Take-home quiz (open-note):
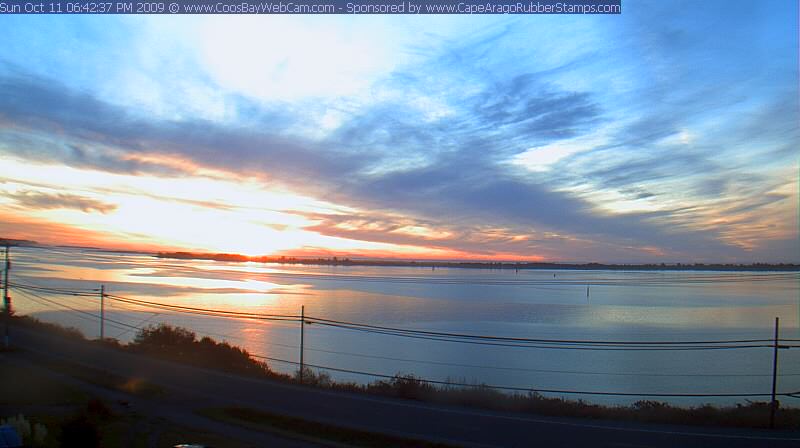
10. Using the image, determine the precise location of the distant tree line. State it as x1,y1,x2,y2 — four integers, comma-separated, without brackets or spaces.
156,252,800,271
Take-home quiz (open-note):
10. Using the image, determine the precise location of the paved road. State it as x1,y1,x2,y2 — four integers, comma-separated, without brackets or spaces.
7,325,800,448
1,354,323,447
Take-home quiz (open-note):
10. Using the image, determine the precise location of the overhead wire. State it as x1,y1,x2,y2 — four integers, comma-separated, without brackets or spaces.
305,321,781,351
303,316,777,345
248,353,800,398
7,274,800,396
13,287,136,333
300,345,800,378
105,293,300,322
10,280,798,349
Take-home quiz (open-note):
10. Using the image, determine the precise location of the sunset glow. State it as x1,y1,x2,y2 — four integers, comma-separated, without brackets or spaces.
1,5,798,262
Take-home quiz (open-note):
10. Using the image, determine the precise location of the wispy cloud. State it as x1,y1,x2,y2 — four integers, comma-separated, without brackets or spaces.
5,190,117,214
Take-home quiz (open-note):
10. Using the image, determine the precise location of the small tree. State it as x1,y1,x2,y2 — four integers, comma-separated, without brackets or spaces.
131,324,196,351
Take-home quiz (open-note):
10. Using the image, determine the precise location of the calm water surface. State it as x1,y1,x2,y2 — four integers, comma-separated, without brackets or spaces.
8,246,800,407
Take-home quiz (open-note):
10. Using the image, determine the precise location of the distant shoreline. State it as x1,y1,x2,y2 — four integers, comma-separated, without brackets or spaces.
156,251,800,272
4,239,798,271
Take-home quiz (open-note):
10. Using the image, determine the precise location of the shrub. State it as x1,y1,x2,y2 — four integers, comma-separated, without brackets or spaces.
131,324,196,351
129,324,273,377
295,367,333,387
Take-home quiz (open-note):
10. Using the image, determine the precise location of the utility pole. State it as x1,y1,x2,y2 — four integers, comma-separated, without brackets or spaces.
3,245,11,349
99,285,105,340
299,305,305,384
769,317,780,429
3,244,10,315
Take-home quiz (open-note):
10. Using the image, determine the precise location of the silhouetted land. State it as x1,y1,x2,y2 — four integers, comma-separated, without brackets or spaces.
2,239,797,271
157,251,800,271
0,238,39,247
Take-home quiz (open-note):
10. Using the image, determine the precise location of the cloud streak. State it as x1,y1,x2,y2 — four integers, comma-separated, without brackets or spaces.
5,190,117,214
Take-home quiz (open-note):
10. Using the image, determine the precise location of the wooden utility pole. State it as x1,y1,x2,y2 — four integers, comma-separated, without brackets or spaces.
100,285,105,340
299,305,305,384
3,245,10,315
769,317,780,429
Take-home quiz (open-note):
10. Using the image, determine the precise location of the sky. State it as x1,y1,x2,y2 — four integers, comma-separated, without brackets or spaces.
0,1,798,263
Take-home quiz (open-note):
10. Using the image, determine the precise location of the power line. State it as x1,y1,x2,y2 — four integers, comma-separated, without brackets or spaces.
13,288,136,333
17,288,795,377
11,280,798,349
105,293,300,322
300,345,800,378
10,281,99,296
91,320,792,379
16,289,103,324
110,310,162,339
94,297,301,349
305,316,777,345
248,353,800,398
11,283,800,397
308,321,780,351
14,286,800,399
7,248,800,403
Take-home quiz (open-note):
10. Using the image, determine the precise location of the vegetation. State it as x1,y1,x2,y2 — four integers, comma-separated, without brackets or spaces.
129,323,281,379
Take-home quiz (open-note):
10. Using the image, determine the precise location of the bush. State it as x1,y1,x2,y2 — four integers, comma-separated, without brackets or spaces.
132,324,196,351
368,374,436,400
295,367,333,387
129,324,272,377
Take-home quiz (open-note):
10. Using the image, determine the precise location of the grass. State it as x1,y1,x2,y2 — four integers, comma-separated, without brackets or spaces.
0,366,244,448
33,356,166,398
0,360,203,447
200,407,459,448
0,362,89,405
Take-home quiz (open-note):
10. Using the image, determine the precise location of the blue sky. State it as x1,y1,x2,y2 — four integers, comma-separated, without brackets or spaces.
0,1,797,262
